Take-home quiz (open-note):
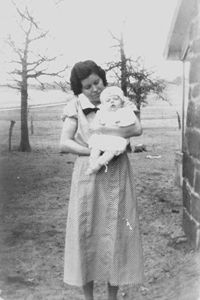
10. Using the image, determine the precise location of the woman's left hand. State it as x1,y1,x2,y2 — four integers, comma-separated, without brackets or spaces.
89,119,103,133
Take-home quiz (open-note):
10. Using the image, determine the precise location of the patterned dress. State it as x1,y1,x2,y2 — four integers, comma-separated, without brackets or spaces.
63,94,144,287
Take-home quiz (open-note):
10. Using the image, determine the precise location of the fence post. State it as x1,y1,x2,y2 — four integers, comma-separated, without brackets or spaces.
9,120,16,151
30,115,34,135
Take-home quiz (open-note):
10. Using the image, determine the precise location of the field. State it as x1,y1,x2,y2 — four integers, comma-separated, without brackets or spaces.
0,85,200,300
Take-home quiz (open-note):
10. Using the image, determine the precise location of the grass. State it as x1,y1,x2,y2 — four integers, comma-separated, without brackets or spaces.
0,91,199,300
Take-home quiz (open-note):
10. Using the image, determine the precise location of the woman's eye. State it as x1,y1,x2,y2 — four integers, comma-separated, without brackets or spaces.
94,80,99,85
84,85,91,90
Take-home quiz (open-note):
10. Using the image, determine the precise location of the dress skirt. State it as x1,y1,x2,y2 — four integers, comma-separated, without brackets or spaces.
64,152,144,287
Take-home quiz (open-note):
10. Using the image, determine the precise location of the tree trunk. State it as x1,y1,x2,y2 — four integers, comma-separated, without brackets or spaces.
120,34,128,97
19,82,31,152
136,110,141,120
135,97,141,120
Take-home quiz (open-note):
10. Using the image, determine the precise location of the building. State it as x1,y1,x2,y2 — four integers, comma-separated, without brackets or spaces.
164,0,200,249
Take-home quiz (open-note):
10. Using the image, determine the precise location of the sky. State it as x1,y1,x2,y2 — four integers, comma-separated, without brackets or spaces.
0,0,182,84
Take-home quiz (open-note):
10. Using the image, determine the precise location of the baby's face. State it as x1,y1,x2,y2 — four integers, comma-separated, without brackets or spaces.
102,95,123,111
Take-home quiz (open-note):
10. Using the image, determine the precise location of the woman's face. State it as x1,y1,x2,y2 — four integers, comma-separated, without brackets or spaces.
81,73,105,105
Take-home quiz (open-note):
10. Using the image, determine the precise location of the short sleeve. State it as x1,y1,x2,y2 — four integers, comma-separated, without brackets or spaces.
61,99,78,121
123,97,138,112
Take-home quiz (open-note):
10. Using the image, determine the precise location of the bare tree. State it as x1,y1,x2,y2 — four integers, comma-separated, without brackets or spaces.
107,32,128,96
6,4,67,151
105,32,167,118
125,58,167,112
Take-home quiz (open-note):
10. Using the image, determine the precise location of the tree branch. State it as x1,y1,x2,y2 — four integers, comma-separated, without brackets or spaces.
54,80,70,92
35,77,45,90
9,59,22,64
108,30,120,43
27,69,64,79
6,76,21,90
26,56,56,72
6,36,23,60
13,3,38,29
6,84,20,90
105,61,122,72
7,3,69,92
54,0,64,5
27,55,56,66
25,7,39,29
9,69,22,76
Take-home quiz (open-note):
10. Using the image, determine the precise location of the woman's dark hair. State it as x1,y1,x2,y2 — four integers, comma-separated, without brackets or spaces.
70,60,107,95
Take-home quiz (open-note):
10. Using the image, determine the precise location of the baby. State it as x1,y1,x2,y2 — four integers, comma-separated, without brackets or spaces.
86,86,137,175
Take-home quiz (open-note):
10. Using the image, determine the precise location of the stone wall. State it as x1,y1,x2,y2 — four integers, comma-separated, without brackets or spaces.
182,0,200,249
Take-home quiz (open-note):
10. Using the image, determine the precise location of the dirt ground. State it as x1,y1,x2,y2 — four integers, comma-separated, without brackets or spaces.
0,104,200,300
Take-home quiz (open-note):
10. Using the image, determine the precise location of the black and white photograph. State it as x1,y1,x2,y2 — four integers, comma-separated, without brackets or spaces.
0,0,200,299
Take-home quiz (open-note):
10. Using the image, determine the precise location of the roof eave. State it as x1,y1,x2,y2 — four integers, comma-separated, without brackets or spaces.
164,0,196,61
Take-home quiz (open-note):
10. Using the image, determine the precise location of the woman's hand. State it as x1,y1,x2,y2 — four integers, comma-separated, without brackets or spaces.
89,119,103,133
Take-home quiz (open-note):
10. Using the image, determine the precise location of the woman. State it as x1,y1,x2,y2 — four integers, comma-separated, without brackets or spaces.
60,60,144,300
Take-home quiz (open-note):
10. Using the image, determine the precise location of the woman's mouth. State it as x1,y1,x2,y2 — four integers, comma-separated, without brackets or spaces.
92,93,100,99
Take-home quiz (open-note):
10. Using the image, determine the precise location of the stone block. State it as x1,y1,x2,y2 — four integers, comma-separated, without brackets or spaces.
196,160,200,171
186,101,195,127
183,151,195,186
186,128,200,159
187,99,200,129
189,19,199,42
194,103,200,129
191,192,200,223
194,170,200,194
189,57,200,83
191,83,200,98
192,38,200,54
183,209,200,249
182,179,191,212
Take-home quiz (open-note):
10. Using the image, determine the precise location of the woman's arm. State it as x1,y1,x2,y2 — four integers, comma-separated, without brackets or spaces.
91,115,142,138
59,117,90,155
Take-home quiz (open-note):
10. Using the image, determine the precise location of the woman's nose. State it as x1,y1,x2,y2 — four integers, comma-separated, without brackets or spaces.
92,85,98,92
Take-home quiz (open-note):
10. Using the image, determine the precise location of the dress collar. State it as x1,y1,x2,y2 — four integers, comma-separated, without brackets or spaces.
78,93,99,109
